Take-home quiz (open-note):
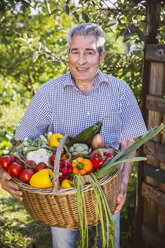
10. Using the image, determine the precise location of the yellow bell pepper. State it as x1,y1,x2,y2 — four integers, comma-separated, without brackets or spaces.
49,133,63,147
29,168,54,188
61,179,74,189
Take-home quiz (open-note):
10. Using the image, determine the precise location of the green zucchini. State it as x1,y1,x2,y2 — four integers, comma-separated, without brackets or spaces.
67,119,103,148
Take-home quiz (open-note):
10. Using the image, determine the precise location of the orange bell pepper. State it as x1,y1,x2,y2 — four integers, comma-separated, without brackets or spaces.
72,157,93,176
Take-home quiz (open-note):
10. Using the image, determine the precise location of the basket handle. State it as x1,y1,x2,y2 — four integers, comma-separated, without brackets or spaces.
52,135,69,195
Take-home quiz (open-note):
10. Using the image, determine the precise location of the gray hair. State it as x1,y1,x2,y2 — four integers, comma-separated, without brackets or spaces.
67,23,105,54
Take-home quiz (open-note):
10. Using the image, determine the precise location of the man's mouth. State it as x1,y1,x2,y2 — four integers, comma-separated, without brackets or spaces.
77,67,88,71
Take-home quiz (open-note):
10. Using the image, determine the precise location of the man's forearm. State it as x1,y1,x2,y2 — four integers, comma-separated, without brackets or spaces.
114,138,137,213
120,139,136,188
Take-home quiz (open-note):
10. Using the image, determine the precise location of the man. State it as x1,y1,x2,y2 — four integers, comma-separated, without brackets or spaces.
0,23,147,248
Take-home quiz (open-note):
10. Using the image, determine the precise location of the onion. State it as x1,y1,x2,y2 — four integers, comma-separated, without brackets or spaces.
91,134,104,149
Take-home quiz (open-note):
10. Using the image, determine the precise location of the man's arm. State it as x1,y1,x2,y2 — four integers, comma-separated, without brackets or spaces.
114,138,136,214
0,140,23,201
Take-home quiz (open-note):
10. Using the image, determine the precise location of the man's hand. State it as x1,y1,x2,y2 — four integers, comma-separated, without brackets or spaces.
114,138,136,214
0,169,23,201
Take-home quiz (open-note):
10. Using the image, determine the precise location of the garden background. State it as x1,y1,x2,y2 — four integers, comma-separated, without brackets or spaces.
0,0,164,247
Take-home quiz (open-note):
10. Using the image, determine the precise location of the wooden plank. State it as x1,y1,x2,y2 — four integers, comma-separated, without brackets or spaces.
146,94,165,113
144,163,165,183
149,62,165,97
142,182,165,207
146,44,165,62
158,114,165,235
144,61,164,247
143,140,165,161
135,1,161,247
142,223,165,248
145,1,160,45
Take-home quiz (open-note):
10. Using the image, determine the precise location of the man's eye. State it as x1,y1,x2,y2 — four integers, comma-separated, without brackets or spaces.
71,51,78,55
86,51,94,55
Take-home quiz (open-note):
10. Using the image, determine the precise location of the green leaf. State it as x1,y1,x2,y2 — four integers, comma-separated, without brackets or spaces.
33,52,39,62
65,4,70,15
15,38,27,44
31,37,40,45
23,33,28,40
82,11,89,22
96,157,147,179
20,46,28,53
135,27,145,41
72,11,79,22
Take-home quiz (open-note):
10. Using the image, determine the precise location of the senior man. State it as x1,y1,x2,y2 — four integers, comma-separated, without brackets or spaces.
0,23,147,248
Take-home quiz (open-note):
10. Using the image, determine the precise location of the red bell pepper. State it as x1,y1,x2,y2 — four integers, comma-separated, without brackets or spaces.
92,148,113,171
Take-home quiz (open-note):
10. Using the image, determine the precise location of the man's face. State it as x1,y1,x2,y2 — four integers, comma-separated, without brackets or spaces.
67,35,106,85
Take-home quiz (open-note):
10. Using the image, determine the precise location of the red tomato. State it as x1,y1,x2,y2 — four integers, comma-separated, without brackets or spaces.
49,154,56,166
35,162,48,172
19,169,34,183
0,155,13,170
26,160,36,168
14,154,25,164
8,162,23,177
61,166,69,176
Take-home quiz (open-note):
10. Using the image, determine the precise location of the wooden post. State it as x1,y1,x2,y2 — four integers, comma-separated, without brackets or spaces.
134,0,161,247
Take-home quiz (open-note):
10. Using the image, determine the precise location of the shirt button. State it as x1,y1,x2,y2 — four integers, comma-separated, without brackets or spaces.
87,112,90,116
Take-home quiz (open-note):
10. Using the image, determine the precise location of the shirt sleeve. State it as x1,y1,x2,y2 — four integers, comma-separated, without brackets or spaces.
15,89,52,140
119,83,147,142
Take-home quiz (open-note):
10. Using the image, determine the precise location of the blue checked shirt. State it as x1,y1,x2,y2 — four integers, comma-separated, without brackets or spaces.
15,70,147,149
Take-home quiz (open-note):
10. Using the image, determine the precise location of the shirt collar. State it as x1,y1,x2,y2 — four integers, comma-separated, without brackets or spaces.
63,72,75,88
63,70,109,89
94,70,109,87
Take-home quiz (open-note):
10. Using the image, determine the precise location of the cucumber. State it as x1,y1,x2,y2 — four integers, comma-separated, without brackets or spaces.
67,119,103,148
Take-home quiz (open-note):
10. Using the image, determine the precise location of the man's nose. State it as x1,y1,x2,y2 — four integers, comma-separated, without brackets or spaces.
78,53,86,64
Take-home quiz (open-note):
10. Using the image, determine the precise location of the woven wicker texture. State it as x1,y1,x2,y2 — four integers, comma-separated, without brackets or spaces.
12,136,122,230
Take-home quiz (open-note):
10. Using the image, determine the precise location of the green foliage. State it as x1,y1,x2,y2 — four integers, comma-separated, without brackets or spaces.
0,187,52,248
0,100,30,156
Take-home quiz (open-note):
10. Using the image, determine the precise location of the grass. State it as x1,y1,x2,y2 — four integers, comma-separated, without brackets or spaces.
0,187,52,248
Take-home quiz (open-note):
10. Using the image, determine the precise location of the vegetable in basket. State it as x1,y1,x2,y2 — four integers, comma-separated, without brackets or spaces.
66,120,103,148
29,168,54,188
8,162,23,178
26,148,52,166
35,162,48,172
72,157,93,176
91,133,104,149
16,132,56,155
61,179,74,188
19,169,34,183
69,143,91,157
92,148,114,171
49,133,63,147
0,155,12,170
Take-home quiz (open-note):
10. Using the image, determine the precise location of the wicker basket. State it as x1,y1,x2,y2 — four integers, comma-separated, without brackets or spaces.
12,136,122,230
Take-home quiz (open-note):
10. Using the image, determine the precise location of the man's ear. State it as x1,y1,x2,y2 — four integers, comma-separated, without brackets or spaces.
99,50,106,66
67,49,69,56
